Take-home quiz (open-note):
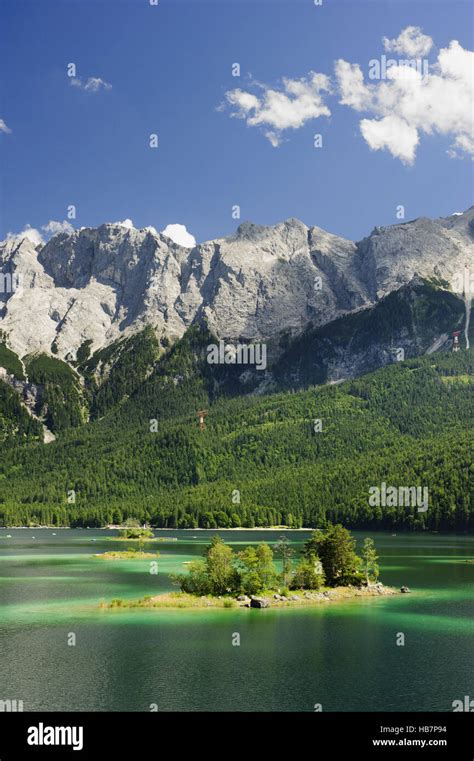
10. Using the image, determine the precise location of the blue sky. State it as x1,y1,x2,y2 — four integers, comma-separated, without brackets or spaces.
0,0,473,245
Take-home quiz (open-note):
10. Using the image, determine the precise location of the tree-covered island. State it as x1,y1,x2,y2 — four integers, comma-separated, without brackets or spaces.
103,526,397,609
95,518,160,559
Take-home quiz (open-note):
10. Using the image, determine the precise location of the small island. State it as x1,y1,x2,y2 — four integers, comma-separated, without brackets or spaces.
97,549,160,560
102,525,398,609
95,521,160,560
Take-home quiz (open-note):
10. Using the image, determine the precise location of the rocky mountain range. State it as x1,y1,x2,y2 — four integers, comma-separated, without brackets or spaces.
1,207,473,362
0,208,473,532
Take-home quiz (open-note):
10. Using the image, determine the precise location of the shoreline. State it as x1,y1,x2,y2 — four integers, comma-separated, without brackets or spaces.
2,527,470,536
94,550,160,559
104,526,314,532
0,525,314,532
101,584,399,611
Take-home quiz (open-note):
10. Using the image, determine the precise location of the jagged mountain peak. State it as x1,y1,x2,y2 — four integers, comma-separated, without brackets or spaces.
0,208,472,361
232,216,308,242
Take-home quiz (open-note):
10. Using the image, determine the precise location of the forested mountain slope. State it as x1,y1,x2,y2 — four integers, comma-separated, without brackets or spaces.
0,341,472,532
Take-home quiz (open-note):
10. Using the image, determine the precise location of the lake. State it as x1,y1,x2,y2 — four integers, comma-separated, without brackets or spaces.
0,529,472,712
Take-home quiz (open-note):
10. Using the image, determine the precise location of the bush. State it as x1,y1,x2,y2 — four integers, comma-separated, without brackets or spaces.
304,525,360,586
119,527,154,539
174,559,212,596
236,544,277,594
205,536,239,594
290,558,325,590
339,571,365,587
174,536,278,597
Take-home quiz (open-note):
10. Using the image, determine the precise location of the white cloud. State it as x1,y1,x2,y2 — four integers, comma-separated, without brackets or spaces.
222,72,331,146
335,33,474,164
161,224,196,247
41,220,75,236
386,64,424,82
447,133,474,159
70,76,112,93
0,119,11,134
383,26,433,57
221,27,473,163
7,224,44,246
112,218,134,229
335,60,371,111
360,115,419,163
6,220,76,246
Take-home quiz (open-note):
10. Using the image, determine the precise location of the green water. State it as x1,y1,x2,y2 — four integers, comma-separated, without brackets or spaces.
0,529,472,711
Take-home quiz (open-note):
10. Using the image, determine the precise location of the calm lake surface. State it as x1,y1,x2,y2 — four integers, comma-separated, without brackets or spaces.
0,529,472,712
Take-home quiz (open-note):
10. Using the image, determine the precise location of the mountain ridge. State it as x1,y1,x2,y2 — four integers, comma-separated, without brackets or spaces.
1,207,473,361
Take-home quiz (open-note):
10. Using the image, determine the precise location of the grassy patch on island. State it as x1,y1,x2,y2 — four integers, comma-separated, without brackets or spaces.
102,585,396,610
95,549,159,560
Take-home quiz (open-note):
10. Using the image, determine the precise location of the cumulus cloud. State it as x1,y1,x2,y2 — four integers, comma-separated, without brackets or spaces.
335,60,371,111
70,76,112,93
360,115,419,163
383,26,433,57
221,27,472,163
0,119,11,134
112,218,134,229
6,220,76,246
448,133,474,159
335,33,474,164
41,220,75,236
161,224,196,247
6,224,44,246
222,72,331,146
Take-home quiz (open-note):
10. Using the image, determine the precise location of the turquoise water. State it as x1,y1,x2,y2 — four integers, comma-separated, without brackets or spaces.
0,529,472,711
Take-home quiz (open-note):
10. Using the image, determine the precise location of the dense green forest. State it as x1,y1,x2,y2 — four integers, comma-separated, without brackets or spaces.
78,327,162,419
0,379,43,441
0,340,25,379
24,353,87,432
0,321,472,531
